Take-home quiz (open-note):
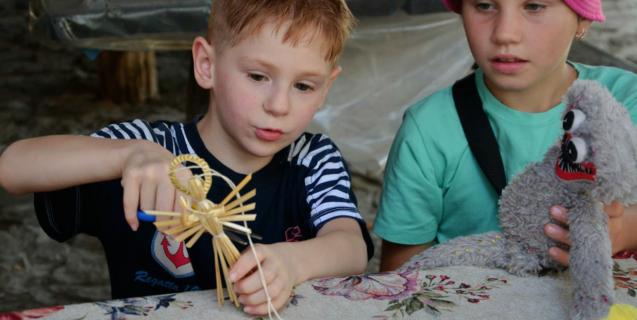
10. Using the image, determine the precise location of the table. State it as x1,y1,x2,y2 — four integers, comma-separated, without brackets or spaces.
3,251,636,320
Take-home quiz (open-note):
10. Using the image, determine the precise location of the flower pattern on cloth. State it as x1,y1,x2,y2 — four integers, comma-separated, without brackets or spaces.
613,250,637,298
374,275,507,319
0,306,64,320
312,270,419,301
95,294,193,319
614,250,637,262
313,270,507,319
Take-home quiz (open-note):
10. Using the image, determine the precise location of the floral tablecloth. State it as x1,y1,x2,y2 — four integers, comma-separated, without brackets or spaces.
3,252,637,320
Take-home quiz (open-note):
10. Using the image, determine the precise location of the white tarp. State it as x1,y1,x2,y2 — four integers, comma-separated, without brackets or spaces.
316,13,472,179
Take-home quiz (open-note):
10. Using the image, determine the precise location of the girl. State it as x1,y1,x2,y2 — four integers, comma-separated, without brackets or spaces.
374,0,637,271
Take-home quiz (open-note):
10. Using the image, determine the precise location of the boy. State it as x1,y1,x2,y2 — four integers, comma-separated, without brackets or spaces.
0,0,373,315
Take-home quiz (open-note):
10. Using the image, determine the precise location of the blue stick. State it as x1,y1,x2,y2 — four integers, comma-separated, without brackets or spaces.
137,209,157,223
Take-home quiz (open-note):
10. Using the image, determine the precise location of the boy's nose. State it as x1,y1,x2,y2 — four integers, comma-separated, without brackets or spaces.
263,86,291,117
492,9,523,45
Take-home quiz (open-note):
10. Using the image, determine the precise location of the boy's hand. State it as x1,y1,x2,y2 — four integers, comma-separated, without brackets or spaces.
544,201,626,266
121,142,189,231
230,243,297,315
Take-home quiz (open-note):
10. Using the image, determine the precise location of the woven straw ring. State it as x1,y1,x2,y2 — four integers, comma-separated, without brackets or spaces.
169,154,213,197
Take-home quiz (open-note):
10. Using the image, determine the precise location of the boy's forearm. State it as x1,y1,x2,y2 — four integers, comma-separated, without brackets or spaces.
277,218,367,284
0,135,147,195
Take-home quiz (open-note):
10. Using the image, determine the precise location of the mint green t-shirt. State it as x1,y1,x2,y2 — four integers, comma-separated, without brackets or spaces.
373,63,637,245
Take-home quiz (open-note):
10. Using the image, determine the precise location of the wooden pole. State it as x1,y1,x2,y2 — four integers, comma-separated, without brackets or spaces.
97,51,159,104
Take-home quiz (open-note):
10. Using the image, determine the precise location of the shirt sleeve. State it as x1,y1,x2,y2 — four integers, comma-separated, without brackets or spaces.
299,134,374,259
299,135,361,228
34,180,122,242
34,119,168,242
613,70,637,122
373,110,443,245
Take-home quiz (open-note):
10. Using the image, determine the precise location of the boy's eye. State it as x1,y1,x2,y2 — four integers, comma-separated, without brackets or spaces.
248,73,267,82
294,82,314,92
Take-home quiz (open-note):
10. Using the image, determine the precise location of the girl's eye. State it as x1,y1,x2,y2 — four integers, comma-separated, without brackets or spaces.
294,83,314,92
524,3,546,12
248,73,267,82
475,2,495,11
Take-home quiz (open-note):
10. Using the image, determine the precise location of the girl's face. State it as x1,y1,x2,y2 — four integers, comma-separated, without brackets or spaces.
462,0,589,96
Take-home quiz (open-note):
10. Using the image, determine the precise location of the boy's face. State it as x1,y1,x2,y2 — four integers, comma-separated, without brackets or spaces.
196,22,341,170
461,0,584,94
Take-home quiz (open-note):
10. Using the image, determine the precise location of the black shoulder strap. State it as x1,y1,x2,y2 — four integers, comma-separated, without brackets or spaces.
452,73,507,196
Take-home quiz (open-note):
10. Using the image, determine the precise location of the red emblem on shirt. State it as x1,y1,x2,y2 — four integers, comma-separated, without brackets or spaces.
161,236,190,268
285,226,303,242
151,231,194,277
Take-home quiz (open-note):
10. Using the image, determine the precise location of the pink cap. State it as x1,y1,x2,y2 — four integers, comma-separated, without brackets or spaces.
441,0,605,22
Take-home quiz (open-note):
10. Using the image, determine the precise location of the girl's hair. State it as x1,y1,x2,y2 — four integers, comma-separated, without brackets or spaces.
441,0,605,22
207,0,356,64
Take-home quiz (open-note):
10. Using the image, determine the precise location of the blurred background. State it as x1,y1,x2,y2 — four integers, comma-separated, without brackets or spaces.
1,0,636,312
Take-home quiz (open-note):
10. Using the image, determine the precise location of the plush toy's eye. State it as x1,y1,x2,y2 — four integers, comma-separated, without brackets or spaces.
562,109,586,131
565,137,588,163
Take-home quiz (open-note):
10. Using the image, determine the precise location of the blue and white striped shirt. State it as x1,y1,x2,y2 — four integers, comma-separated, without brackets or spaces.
92,119,367,232
37,119,372,298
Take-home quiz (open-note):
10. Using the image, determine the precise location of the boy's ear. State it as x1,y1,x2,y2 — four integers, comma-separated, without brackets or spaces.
192,36,216,90
326,65,343,89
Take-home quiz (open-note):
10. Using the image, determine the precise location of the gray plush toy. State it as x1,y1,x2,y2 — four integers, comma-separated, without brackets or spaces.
400,80,637,320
